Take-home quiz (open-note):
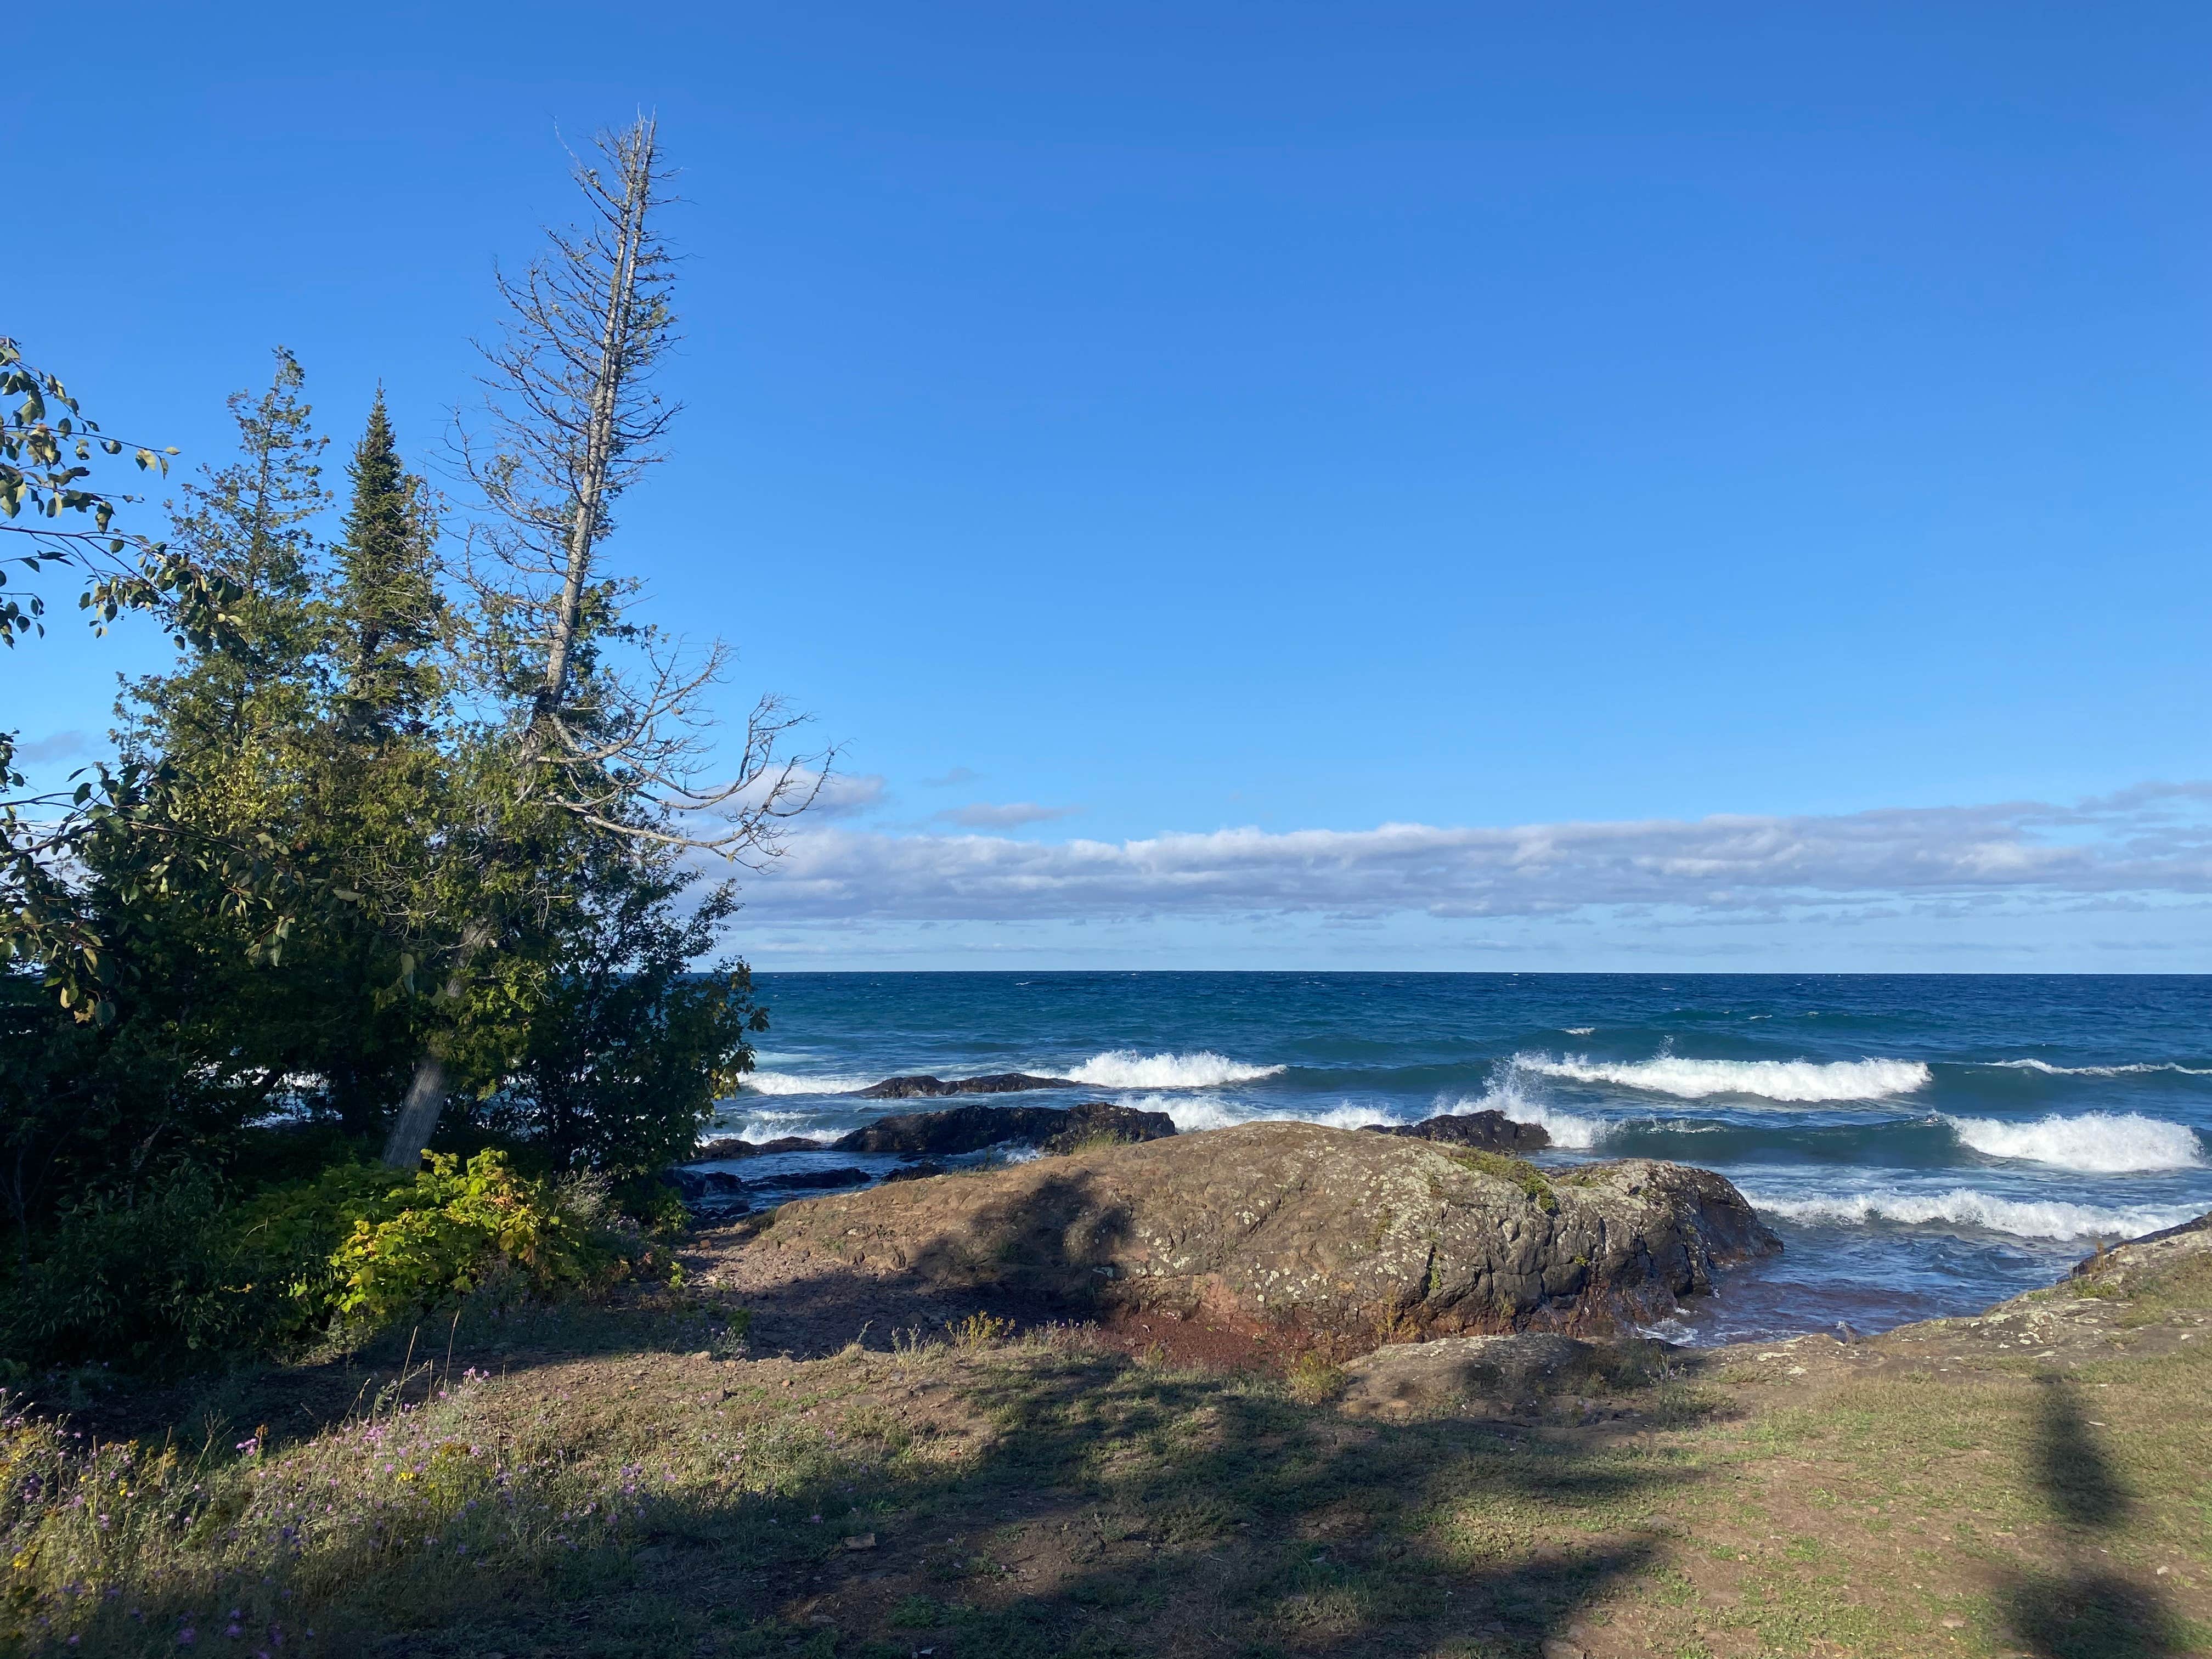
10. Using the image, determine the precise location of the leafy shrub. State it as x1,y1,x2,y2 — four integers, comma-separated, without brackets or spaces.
0,1151,659,1374
329,1151,636,1327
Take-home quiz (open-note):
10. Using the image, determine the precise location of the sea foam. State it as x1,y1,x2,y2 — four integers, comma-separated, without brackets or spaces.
1121,1094,1410,1134
705,1108,839,1146
1988,1059,2212,1078
1743,1186,2200,1242
1944,1111,2203,1172
1436,1081,1605,1149
740,1070,882,1097
1519,1052,1930,1103
1071,1049,1286,1090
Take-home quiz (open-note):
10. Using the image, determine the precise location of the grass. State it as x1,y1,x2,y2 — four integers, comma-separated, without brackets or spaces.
4,1243,2211,1657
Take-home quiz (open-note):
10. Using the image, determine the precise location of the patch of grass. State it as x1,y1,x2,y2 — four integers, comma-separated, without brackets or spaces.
1445,1150,1559,1212
7,1233,2212,1657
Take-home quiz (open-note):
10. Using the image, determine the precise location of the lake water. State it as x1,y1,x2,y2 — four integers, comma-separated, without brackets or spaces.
712,973,2212,1345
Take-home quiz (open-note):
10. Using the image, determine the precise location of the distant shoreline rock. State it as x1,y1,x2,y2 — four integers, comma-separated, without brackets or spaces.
1364,1109,1550,1153
832,1100,1176,1157
853,1072,1079,1099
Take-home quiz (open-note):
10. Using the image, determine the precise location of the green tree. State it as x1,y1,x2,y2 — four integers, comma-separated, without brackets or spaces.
331,388,442,737
381,116,823,1167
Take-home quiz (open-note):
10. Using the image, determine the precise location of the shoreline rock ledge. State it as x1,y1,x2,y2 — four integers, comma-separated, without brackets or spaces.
761,1120,1778,1348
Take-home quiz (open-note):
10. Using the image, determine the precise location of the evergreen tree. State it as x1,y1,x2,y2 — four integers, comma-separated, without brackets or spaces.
332,390,441,737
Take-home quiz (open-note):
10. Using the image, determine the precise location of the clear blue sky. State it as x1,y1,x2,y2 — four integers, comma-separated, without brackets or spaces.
12,3,2211,968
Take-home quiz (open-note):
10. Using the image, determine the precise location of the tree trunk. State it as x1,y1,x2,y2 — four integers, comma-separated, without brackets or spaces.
380,1051,449,1169
384,124,661,1164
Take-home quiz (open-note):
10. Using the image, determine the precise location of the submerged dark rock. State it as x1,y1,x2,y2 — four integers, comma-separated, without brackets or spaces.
695,1135,823,1161
854,1072,1079,1099
879,1160,949,1183
1365,1109,1550,1153
833,1101,1176,1157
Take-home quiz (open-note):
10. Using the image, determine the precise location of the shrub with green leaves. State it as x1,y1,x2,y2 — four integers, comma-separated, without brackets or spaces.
328,1150,634,1327
0,1151,656,1374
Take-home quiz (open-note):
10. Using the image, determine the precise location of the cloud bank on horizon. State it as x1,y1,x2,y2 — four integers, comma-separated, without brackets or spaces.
738,781,2212,928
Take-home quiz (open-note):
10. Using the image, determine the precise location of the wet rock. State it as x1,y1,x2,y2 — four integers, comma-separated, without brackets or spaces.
694,1135,824,1160
766,1167,873,1192
1366,1109,1550,1153
765,1121,1778,1347
832,1101,1176,1156
854,1072,1079,1099
879,1160,949,1183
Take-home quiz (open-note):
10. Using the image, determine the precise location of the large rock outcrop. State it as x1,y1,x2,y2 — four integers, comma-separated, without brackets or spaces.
763,1120,1776,1347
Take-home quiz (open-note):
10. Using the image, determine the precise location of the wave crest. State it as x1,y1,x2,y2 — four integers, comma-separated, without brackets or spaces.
1436,1081,1603,1149
1944,1111,2203,1172
1072,1049,1285,1090
1518,1052,1930,1103
1988,1059,2212,1078
1743,1186,2199,1242
740,1070,881,1097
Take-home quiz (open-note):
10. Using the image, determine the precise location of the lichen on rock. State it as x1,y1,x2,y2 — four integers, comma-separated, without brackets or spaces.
764,1120,1778,1350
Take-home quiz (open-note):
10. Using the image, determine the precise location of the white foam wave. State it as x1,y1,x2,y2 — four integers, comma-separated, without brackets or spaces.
740,1070,881,1096
706,1109,839,1145
1744,1186,2201,1242
1070,1049,1285,1090
1563,1027,1595,1036
1519,1052,1930,1103
1435,1081,1604,1149
1988,1059,2212,1078
1103,1093,1411,1133
1943,1112,2203,1172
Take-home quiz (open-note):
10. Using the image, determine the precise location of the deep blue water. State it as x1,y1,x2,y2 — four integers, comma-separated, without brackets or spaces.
708,973,2212,1345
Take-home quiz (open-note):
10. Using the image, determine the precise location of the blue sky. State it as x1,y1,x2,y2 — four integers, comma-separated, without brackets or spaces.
11,3,2211,969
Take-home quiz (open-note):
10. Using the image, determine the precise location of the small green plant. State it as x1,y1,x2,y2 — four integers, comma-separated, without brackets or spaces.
1448,1150,1559,1212
1287,1350,1346,1405
947,1311,1017,1350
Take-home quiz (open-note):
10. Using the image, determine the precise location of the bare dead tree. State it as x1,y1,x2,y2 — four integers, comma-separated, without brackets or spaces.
381,117,827,1167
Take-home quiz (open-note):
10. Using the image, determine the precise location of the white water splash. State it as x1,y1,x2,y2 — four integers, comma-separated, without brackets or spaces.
1987,1059,2212,1078
739,1070,882,1097
1519,1052,1931,1103
1943,1111,2203,1172
1744,1186,2200,1242
1069,1049,1285,1090
1435,1080,1604,1149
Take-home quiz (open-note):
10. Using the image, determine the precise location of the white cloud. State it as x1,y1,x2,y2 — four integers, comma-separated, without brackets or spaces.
12,730,90,765
935,800,1085,829
720,768,888,821
743,783,2212,925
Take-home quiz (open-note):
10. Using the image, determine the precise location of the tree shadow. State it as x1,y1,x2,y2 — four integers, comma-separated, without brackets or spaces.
1996,1375,2185,1659
27,1215,1714,1658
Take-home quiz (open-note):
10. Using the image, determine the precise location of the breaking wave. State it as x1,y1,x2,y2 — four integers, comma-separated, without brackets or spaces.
1517,1052,1930,1103
1073,1049,1286,1090
1435,1081,1605,1149
1987,1059,2212,1078
1743,1186,2200,1242
740,1070,882,1097
1128,1094,1412,1134
1944,1111,2203,1172
703,1108,839,1146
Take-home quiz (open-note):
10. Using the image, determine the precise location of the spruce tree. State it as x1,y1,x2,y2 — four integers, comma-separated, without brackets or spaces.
332,390,441,737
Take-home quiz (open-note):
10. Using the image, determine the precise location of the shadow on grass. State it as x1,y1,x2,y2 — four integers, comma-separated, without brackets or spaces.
21,1260,1714,1658
1997,1375,2184,1659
